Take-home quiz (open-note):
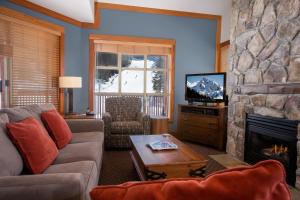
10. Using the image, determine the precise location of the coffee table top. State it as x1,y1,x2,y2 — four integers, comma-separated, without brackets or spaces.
130,134,207,167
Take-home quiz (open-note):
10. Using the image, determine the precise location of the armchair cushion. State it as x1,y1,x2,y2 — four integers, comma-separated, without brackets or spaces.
137,112,151,134
111,121,143,135
106,97,141,121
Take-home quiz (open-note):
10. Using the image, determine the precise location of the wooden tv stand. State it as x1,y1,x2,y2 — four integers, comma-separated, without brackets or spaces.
177,104,227,150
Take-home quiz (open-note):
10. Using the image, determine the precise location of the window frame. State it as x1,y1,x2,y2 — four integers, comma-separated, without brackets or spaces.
95,53,170,114
89,34,175,122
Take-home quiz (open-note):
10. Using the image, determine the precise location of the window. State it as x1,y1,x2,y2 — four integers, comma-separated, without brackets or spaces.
90,35,175,120
0,7,64,111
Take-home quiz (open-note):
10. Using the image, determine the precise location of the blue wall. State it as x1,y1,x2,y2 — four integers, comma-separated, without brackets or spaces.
0,0,217,129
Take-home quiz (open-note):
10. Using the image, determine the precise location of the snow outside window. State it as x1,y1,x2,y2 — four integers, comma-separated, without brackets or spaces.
94,52,170,117
95,53,168,95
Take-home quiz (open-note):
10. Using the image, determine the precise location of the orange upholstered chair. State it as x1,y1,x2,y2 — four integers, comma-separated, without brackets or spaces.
90,160,291,200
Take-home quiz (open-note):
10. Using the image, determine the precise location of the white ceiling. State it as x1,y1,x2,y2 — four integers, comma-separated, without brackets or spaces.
27,0,231,41
27,0,95,22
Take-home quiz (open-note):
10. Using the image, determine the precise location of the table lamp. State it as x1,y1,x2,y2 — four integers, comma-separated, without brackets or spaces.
59,76,82,115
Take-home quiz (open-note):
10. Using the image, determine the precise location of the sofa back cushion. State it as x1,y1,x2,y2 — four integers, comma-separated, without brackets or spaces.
0,104,56,129
0,113,23,176
0,104,56,121
90,160,291,200
0,107,33,122
105,97,142,121
22,104,56,123
6,117,58,174
41,109,72,149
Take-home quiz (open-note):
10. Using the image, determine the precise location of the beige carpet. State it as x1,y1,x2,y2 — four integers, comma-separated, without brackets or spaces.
99,142,225,185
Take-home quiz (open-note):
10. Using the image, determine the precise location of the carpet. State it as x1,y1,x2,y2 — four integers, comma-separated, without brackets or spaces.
99,142,225,185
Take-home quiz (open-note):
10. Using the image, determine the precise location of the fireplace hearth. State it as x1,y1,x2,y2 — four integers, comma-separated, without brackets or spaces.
245,114,298,186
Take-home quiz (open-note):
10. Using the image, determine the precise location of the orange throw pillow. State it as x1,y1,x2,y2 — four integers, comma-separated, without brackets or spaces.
41,110,72,149
90,160,291,200
6,117,58,174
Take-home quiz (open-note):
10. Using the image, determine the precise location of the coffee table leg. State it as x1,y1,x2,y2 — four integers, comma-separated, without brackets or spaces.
146,169,167,180
189,166,206,177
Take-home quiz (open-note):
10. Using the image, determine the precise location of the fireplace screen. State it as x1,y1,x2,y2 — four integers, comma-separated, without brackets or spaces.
245,114,298,186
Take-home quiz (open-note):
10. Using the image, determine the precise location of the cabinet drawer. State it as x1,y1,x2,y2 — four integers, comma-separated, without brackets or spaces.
181,114,218,129
182,127,217,145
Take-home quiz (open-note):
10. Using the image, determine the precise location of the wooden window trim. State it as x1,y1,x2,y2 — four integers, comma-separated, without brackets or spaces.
0,6,64,34
89,34,175,122
0,6,65,113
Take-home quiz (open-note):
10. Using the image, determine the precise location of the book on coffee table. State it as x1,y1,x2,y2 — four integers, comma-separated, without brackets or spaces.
148,140,178,150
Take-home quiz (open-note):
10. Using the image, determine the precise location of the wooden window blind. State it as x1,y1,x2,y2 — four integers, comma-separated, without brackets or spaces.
94,41,172,55
0,16,60,109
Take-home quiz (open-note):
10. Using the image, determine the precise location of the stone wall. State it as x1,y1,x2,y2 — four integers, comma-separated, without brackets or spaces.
227,0,300,189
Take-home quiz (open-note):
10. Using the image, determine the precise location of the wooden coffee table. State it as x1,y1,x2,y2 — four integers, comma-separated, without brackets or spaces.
129,134,208,181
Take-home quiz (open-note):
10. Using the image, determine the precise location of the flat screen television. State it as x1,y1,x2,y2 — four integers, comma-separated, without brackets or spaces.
185,72,226,103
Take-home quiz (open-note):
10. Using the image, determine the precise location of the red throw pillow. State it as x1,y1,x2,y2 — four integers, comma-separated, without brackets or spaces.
6,117,58,174
90,160,291,200
41,110,72,149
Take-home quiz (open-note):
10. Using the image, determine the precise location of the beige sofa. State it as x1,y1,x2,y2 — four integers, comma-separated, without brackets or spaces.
0,104,104,200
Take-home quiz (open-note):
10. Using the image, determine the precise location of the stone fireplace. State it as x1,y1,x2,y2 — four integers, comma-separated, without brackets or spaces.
227,0,300,189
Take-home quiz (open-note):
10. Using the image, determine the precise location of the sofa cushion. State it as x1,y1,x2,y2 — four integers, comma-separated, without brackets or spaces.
111,121,142,135
41,110,72,149
44,161,98,199
90,160,291,200
0,107,33,122
66,119,104,133
0,113,23,176
38,103,56,111
23,104,56,125
0,104,56,130
6,117,58,174
71,132,104,144
54,142,102,170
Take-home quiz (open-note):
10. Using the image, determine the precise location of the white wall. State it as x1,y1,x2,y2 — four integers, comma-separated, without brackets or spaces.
98,0,232,42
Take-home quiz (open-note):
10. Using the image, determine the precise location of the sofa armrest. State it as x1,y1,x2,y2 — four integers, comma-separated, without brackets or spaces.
0,173,85,200
137,112,150,134
102,112,112,136
65,119,103,133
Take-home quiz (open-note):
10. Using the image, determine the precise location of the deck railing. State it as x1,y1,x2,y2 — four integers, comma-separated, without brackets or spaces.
94,94,169,118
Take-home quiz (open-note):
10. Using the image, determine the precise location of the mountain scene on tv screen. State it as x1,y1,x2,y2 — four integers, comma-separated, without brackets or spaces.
187,75,224,101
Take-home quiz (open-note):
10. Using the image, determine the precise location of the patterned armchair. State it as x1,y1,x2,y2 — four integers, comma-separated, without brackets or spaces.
102,97,150,149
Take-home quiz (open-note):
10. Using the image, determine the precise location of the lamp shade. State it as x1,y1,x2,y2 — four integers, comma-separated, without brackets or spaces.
59,76,82,88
